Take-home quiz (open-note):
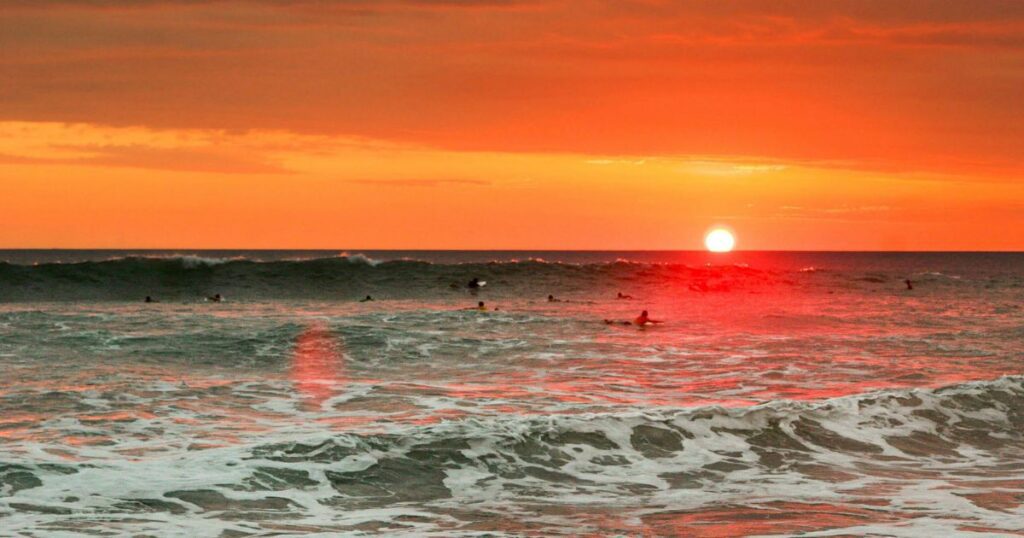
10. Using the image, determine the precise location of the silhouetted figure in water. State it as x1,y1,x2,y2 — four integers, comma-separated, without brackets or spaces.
633,310,662,325
360,295,374,302
463,301,487,311
468,278,483,289
548,294,561,302
617,292,633,300
207,293,223,302
144,296,158,303
605,310,662,326
905,279,914,291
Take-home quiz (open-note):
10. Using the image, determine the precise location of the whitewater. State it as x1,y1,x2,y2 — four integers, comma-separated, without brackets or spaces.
0,250,1022,536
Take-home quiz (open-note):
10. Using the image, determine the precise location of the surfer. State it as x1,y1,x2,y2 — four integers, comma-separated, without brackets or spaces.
617,292,633,300
463,301,487,311
144,296,158,303
207,293,223,302
604,310,662,326
905,279,914,290
634,310,661,325
360,295,374,302
468,277,483,289
548,294,561,302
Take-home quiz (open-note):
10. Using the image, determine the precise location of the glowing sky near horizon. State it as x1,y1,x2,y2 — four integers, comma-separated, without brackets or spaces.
1,1,1022,250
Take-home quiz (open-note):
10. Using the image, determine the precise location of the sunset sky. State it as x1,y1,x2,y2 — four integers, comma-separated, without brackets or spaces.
2,0,1022,250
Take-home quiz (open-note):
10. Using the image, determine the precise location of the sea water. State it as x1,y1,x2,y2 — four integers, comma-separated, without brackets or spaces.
0,251,1022,535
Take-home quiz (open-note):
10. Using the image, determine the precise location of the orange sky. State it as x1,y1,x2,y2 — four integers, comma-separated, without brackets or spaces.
1,0,1022,250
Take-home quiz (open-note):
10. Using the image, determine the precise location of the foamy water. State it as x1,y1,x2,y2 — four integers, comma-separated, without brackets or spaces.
1,251,1022,535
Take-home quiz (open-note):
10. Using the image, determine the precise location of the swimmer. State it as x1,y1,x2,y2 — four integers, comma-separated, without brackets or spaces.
360,295,374,302
548,294,561,302
617,292,634,300
604,310,662,326
905,279,914,291
207,293,223,302
464,301,487,311
144,296,158,303
633,310,662,326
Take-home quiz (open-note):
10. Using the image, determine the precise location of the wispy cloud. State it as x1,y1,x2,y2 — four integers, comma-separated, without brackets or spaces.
684,160,789,177
0,145,289,174
585,158,647,166
349,178,490,187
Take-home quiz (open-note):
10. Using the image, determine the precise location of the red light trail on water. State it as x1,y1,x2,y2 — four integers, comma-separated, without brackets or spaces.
290,321,347,410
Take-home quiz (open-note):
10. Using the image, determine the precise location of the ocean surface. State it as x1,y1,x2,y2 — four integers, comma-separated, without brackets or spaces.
0,250,1022,536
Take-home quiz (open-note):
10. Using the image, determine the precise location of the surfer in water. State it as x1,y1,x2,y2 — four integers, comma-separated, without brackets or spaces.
548,294,561,302
360,295,374,302
905,279,914,290
468,278,483,289
144,296,158,303
207,293,223,302
463,301,488,311
617,292,633,300
605,310,662,327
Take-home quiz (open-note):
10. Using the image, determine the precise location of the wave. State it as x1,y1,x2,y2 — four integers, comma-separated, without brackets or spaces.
268,373,1024,459
2,375,1022,535
0,254,993,301
0,255,758,300
239,375,1024,509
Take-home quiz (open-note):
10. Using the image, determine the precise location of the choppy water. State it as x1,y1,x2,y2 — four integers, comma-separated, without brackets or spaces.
1,251,1022,536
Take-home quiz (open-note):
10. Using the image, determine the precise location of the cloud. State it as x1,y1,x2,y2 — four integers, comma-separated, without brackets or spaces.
585,158,646,166
0,122,307,173
349,178,490,187
0,145,289,174
779,205,893,215
1,0,1023,179
683,160,789,177
0,0,538,10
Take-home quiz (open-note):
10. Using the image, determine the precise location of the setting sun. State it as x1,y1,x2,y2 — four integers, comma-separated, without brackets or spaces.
705,229,736,253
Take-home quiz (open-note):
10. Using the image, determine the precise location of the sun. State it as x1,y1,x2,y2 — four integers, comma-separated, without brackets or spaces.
705,228,735,253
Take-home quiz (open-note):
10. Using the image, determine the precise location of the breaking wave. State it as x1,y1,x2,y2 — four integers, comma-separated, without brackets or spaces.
0,254,999,301
3,376,1023,535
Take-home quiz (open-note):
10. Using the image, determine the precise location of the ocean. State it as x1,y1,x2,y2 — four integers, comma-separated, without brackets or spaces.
0,250,1022,536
